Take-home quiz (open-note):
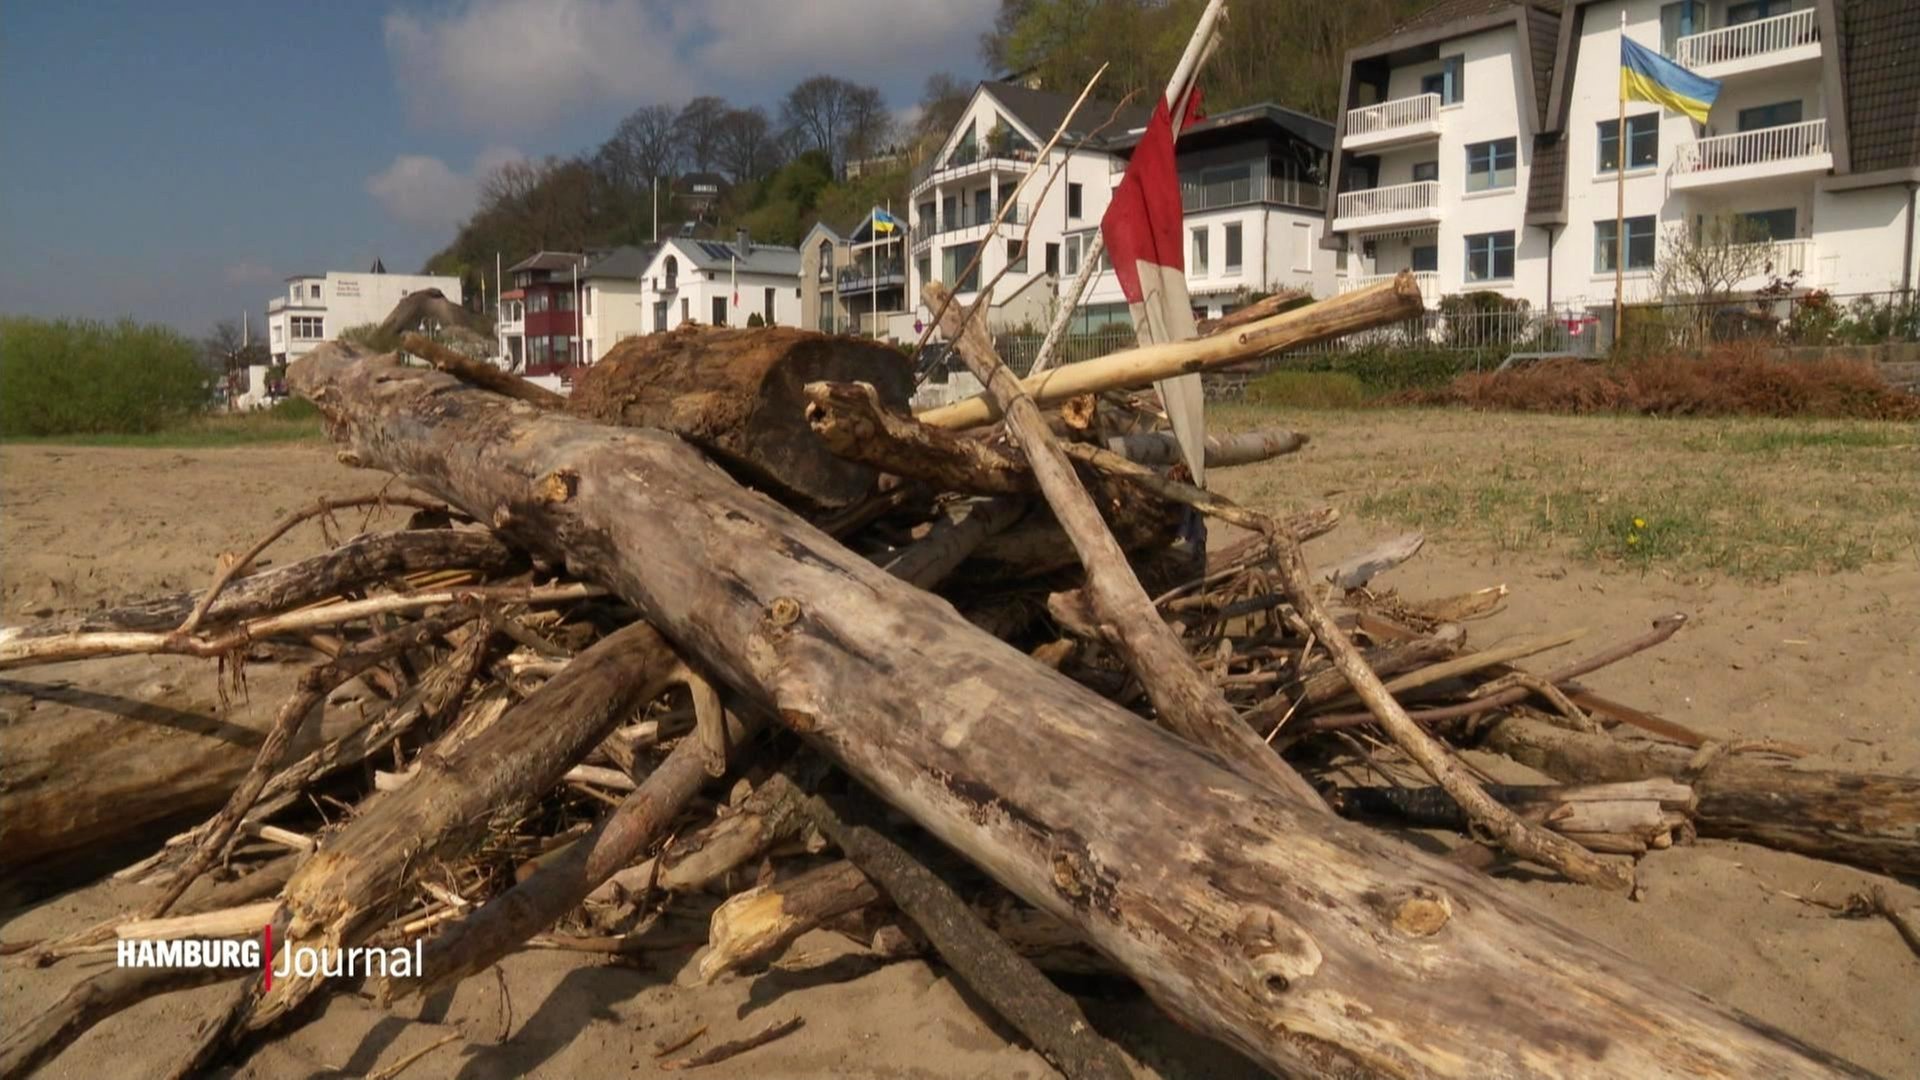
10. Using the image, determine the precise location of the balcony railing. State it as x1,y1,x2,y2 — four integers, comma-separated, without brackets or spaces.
913,135,1040,184
1674,8,1819,68
1674,119,1828,176
1733,237,1815,279
1341,271,1440,302
1180,173,1327,213
928,202,1031,237
838,261,907,293
1345,93,1441,138
1336,180,1440,220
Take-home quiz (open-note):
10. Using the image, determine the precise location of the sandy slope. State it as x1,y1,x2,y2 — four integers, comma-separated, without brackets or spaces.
2,441,1915,1078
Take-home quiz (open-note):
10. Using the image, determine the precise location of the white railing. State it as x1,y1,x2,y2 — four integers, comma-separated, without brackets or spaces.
1734,237,1814,277
1674,119,1828,175
1341,271,1440,300
1346,93,1441,137
1336,180,1440,219
1674,8,1819,68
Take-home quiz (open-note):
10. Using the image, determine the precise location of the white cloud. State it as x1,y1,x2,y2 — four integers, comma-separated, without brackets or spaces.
222,260,277,286
383,0,998,136
365,146,524,228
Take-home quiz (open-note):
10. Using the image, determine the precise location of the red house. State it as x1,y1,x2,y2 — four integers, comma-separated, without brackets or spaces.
500,251,587,376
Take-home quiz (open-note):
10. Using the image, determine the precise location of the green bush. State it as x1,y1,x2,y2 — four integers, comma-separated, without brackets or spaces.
1274,347,1474,392
0,317,209,436
1245,370,1371,409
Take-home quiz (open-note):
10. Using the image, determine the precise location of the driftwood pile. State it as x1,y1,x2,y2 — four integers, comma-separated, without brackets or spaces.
3,276,1916,1079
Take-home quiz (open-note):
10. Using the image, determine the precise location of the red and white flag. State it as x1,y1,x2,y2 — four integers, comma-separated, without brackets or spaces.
1101,93,1208,486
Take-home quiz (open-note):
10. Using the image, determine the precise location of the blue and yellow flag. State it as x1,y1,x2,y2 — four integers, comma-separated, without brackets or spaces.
871,208,902,235
1621,37,1720,124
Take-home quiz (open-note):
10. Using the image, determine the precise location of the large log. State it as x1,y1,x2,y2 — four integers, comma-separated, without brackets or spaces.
290,344,1866,1078
569,325,913,509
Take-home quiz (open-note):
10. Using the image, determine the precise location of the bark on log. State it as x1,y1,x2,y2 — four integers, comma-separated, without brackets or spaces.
401,333,566,408
569,325,914,509
0,529,519,641
290,344,1868,1078
1335,780,1696,857
1479,715,1920,879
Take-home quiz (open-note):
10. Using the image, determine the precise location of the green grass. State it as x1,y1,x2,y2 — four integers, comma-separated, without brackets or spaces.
2,407,324,448
1211,405,1920,581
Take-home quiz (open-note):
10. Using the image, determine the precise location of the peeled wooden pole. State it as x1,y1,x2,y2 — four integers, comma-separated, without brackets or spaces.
288,345,1866,1079
916,273,1424,428
928,283,1324,809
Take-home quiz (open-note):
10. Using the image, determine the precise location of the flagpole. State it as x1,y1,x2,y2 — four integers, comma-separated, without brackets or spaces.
1614,9,1627,350
871,207,879,338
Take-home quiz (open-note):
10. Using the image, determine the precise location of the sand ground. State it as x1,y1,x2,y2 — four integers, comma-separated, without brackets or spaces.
2,432,1916,1078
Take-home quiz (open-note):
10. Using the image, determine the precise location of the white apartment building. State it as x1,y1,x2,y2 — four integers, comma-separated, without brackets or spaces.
1326,0,1920,315
634,230,802,334
577,245,658,363
903,82,1340,341
266,264,462,364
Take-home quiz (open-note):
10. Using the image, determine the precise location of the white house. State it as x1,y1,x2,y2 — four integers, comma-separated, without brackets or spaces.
1325,0,1920,314
635,230,802,334
903,82,1340,341
801,212,910,337
577,245,659,362
266,263,462,364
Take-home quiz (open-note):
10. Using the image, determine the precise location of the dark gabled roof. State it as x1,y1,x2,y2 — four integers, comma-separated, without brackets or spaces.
982,80,1154,143
507,251,586,273
1836,0,1920,172
581,245,660,280
1104,102,1335,154
1391,0,1560,36
667,237,801,276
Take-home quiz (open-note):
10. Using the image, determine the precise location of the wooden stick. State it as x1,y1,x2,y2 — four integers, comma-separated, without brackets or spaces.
401,332,566,408
798,781,1133,1080
697,859,881,982
1106,427,1308,468
928,282,1323,809
175,493,449,637
917,274,1425,428
116,901,280,941
0,581,601,670
657,1016,804,1071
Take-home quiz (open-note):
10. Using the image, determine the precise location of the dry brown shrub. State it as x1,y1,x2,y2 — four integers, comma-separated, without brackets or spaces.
1387,345,1920,420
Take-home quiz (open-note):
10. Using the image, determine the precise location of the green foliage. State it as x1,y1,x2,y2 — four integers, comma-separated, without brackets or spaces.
0,317,209,436
747,312,767,327
338,323,400,352
1245,370,1371,408
1274,347,1474,392
1785,291,1920,346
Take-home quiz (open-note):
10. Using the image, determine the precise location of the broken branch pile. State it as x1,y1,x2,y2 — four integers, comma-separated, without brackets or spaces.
2,276,1909,1079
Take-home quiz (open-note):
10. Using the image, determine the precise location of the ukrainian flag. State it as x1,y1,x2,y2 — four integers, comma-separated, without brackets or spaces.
871,208,902,235
1621,37,1720,125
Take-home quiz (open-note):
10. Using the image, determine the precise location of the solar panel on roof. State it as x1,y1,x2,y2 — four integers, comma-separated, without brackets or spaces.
698,242,735,261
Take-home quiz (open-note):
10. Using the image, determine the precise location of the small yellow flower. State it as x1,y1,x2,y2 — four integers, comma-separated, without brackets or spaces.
1627,534,1640,545
1632,517,1646,529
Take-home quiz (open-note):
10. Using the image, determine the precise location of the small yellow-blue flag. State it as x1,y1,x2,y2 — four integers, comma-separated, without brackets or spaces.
871,208,902,235
1621,37,1720,125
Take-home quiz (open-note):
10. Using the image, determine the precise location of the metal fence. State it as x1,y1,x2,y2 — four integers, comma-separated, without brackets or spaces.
1619,289,1920,353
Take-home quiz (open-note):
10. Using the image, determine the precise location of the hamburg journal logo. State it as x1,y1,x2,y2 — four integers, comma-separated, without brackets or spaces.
117,925,423,989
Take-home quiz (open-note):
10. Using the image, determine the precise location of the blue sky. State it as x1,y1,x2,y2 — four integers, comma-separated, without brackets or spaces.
0,0,994,336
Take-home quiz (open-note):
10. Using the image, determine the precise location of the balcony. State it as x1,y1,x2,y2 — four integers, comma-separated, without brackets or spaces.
838,261,907,294
1180,172,1327,213
1341,270,1439,306
1333,180,1442,232
911,134,1039,194
1674,9,1820,79
1672,119,1831,189
1343,93,1442,152
927,202,1031,238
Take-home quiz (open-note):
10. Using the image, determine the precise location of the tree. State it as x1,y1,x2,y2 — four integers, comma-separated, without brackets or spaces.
916,73,973,143
1653,214,1778,302
844,83,893,163
781,76,888,172
674,96,731,175
714,106,781,183
597,104,680,196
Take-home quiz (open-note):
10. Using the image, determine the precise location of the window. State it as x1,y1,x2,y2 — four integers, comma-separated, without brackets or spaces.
1067,183,1084,219
584,288,593,316
764,287,776,323
585,338,594,362
1191,227,1210,275
555,336,571,364
917,202,935,230
1660,1,1705,54
1007,239,1028,274
290,316,324,340
943,242,981,292
272,324,282,342
1045,243,1059,276
1739,101,1803,131
1595,216,1657,272
917,255,932,287
1740,208,1798,240
557,290,575,311
1224,223,1243,272
663,255,679,289
531,336,551,365
309,284,321,300
1464,231,1515,282
1598,114,1659,172
654,300,669,332
1728,0,1790,24
1197,164,1252,207
1412,160,1439,183
1420,54,1465,104
941,195,958,229
1465,138,1517,192
712,296,727,325
1064,234,1082,276
1411,244,1439,273
973,188,991,224
528,292,549,314
681,297,690,321
1292,222,1314,271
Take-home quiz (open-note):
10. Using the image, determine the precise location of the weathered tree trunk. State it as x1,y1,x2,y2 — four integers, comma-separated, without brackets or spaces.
569,325,914,509
697,858,882,982
1479,715,1920,878
1106,428,1308,469
289,345,1869,1078
1335,780,1696,857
